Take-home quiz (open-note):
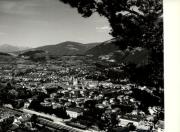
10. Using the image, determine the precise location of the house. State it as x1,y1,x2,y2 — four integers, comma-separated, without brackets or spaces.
118,117,140,127
137,120,152,131
66,107,83,118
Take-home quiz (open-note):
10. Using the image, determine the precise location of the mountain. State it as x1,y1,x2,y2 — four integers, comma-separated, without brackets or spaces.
0,44,29,53
85,39,150,66
34,41,100,57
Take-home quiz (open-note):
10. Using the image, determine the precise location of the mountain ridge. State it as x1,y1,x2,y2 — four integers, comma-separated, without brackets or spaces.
13,39,150,66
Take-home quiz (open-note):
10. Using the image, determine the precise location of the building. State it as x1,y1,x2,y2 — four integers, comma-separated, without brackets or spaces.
66,107,83,118
118,117,140,127
137,120,152,131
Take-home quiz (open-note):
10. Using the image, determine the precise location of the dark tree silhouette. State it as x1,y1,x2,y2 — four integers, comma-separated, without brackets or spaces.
59,0,163,88
31,114,38,124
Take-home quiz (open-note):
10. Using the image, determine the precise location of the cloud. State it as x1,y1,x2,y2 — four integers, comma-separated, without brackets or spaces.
0,0,46,16
96,26,111,32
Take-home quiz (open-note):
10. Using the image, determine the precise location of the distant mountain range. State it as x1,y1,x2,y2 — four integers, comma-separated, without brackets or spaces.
4,40,149,66
0,44,29,53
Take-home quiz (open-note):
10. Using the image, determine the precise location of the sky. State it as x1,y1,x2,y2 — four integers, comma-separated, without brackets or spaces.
0,0,112,48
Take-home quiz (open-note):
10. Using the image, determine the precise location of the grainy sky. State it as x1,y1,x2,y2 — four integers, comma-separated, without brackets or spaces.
0,0,112,48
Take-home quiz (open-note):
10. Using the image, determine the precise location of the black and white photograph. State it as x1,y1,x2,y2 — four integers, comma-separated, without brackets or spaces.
0,0,171,131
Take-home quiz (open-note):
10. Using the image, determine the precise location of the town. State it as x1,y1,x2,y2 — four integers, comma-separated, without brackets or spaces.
0,55,164,132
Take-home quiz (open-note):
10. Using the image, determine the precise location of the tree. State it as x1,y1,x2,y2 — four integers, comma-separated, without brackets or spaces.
84,100,97,109
6,82,13,90
127,122,136,131
1,116,14,131
60,0,162,47
59,0,163,88
31,114,38,123
8,89,18,99
101,112,119,131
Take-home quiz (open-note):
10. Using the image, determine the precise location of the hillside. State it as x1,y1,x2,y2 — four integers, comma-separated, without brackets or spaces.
16,39,150,65
19,50,48,62
0,52,15,62
85,39,150,66
19,50,46,57
0,52,11,56
111,48,149,65
86,39,120,57
34,41,100,57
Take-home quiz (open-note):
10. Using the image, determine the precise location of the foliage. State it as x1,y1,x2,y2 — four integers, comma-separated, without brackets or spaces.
130,88,161,113
0,82,33,108
84,100,97,109
0,116,14,131
60,0,162,48
101,112,119,131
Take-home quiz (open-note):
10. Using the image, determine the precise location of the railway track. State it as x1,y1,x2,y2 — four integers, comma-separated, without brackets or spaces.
1,107,88,132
